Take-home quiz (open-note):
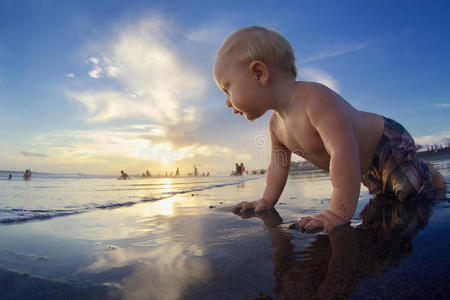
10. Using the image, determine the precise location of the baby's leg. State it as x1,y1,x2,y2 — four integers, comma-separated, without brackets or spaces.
424,161,447,189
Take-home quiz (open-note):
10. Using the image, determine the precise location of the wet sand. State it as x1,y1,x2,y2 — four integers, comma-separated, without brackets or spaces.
0,168,449,299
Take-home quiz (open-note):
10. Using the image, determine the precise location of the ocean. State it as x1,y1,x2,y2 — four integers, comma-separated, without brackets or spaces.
0,172,262,224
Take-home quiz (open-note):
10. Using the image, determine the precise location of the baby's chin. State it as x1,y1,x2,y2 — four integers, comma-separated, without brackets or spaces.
244,113,255,122
244,111,263,122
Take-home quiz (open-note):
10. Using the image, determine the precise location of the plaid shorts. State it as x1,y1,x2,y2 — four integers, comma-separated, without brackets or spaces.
361,117,433,201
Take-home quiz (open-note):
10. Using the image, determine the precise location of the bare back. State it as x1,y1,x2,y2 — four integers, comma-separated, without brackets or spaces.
270,82,384,174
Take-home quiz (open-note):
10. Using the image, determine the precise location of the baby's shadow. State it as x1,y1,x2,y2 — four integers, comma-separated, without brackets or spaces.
236,195,438,300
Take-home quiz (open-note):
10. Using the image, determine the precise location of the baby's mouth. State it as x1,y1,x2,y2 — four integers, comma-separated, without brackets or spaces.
233,108,243,115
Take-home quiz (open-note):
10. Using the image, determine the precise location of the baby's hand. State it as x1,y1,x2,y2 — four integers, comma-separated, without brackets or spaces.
292,210,348,233
233,198,273,214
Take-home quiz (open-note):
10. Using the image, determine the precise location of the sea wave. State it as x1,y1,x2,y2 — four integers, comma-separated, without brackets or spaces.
0,176,261,224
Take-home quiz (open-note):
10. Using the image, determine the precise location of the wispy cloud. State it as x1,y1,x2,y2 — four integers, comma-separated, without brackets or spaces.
65,73,75,78
20,151,48,158
434,103,450,108
185,27,227,45
299,67,339,92
300,42,371,64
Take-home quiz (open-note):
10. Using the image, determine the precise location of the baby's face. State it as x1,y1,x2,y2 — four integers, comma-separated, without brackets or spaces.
213,53,266,121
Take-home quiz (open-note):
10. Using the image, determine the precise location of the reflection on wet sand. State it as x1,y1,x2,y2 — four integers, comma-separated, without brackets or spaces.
238,194,439,300
80,195,213,300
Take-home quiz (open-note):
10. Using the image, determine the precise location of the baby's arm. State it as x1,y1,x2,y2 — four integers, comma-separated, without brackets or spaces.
298,86,361,232
234,125,291,213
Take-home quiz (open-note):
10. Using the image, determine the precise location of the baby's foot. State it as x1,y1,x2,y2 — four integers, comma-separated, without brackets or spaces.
294,210,348,233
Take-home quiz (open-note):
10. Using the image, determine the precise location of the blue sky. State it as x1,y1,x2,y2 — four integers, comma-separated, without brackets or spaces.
0,0,449,175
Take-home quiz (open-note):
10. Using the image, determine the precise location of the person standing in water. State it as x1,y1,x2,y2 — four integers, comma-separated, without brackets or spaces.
23,169,31,181
119,170,129,180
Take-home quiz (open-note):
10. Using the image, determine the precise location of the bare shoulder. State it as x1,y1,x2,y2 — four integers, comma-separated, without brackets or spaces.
298,82,350,123
268,111,281,132
299,82,340,106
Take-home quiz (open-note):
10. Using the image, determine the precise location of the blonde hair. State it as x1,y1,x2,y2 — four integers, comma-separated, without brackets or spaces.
218,26,297,77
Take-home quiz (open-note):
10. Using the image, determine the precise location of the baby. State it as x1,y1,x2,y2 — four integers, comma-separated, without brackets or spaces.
213,26,446,233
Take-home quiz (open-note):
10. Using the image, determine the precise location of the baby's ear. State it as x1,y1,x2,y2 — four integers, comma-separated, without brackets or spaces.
249,60,269,85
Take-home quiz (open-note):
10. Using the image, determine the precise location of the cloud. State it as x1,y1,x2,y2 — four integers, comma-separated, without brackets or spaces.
414,131,449,146
88,57,99,65
87,57,103,78
20,151,48,158
300,42,371,64
70,16,206,130
185,27,227,44
65,73,75,78
55,15,271,174
88,67,103,78
434,103,450,108
299,67,339,92
22,126,245,174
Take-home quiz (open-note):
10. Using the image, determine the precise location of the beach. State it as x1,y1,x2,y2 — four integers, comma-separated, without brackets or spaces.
0,161,449,299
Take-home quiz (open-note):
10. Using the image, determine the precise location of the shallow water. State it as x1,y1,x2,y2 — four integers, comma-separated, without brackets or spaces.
0,162,448,299
0,173,260,223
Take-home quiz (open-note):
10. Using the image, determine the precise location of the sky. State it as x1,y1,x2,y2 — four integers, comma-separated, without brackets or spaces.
0,0,449,175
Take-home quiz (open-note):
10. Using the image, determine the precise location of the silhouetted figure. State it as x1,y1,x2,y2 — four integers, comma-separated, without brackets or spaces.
8,174,12,180
175,168,180,177
23,169,31,181
231,163,243,176
118,170,129,180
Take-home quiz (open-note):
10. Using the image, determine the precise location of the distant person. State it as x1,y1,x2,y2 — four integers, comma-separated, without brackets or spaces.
8,174,12,180
235,163,241,174
240,162,245,174
118,170,129,180
231,163,243,176
146,170,150,177
194,165,198,177
215,26,446,232
23,169,31,181
175,168,180,177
